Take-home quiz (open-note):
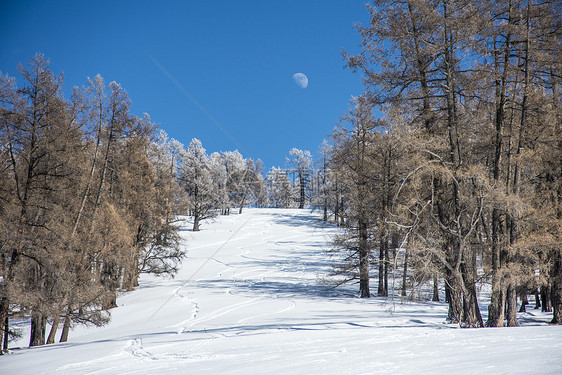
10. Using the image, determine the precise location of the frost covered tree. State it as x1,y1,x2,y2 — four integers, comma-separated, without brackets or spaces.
253,167,269,208
209,152,229,215
266,168,293,208
315,140,334,221
134,129,185,279
209,150,265,214
286,148,312,209
238,158,265,213
179,139,217,231
220,150,246,213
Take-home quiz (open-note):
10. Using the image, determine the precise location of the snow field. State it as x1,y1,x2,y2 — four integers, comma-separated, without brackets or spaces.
2,208,561,374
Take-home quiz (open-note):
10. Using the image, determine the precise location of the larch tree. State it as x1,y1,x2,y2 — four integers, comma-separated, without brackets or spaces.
0,56,187,351
139,129,185,277
238,158,265,213
0,55,86,347
209,152,229,215
329,96,380,298
343,0,560,326
217,150,246,214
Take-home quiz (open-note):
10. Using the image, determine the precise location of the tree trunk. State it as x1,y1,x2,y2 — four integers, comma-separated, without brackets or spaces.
433,276,440,302
402,246,408,297
446,271,463,324
0,248,20,354
383,238,389,296
462,290,483,327
59,310,72,343
90,124,114,232
339,197,345,227
518,289,528,313
71,108,103,236
461,260,484,327
550,250,562,324
487,210,505,327
358,217,370,298
193,214,200,232
123,247,139,291
443,8,461,168
334,179,340,225
506,283,519,327
541,284,552,312
299,172,305,209
534,289,541,309
239,192,247,214
2,314,8,353
0,298,8,354
378,238,385,296
407,0,434,132
46,315,60,344
29,311,46,347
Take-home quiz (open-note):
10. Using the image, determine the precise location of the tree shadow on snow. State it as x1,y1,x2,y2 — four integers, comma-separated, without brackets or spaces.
256,209,336,230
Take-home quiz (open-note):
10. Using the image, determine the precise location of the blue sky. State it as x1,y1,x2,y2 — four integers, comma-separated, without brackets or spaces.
1,0,369,170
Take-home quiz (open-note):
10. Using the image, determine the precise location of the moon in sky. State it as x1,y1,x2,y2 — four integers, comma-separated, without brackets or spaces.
292,73,308,88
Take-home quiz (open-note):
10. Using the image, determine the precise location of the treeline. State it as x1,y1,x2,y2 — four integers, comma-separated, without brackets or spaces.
0,55,189,351
0,55,267,352
316,0,561,327
0,55,323,352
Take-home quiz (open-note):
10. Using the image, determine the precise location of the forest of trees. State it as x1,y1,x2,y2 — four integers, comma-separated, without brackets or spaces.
0,55,300,352
0,56,190,351
1,0,560,355
321,0,561,327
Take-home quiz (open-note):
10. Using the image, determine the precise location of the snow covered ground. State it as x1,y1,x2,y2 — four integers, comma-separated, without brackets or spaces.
3,208,562,374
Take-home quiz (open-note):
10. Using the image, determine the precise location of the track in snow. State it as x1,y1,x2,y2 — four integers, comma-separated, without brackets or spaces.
3,209,562,375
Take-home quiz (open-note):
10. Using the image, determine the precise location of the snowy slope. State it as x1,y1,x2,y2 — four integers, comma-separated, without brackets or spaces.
2,209,562,374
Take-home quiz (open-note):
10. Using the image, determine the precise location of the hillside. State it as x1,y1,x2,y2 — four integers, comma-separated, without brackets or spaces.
3,209,561,374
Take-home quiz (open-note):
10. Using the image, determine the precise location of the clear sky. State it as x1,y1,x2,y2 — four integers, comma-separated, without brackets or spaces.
0,0,369,170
